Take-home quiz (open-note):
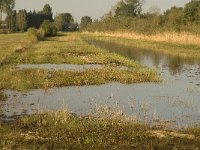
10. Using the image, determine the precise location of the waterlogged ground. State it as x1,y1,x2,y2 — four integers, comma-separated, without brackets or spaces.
1,33,200,129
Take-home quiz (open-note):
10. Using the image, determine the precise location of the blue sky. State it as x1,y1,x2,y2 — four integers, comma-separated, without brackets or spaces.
14,0,191,22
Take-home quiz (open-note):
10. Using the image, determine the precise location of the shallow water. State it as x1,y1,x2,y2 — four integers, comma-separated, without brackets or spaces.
16,64,102,71
1,39,200,128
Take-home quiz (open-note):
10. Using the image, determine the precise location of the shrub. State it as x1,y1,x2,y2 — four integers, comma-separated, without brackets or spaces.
27,27,45,42
39,20,57,37
27,27,39,42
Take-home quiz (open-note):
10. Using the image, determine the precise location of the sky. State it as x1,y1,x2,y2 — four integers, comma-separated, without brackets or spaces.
14,0,191,22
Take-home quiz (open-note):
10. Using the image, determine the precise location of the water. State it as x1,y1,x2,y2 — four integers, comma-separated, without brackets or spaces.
16,64,102,72
1,39,200,128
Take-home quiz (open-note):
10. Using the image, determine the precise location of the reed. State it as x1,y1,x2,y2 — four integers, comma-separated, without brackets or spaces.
86,31,200,46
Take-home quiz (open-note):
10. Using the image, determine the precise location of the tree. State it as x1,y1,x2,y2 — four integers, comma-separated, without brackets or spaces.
80,16,92,29
4,0,15,30
54,13,74,31
164,7,184,26
114,0,143,17
0,0,15,22
25,4,53,29
42,4,52,16
0,0,5,21
183,0,200,23
40,20,57,37
16,9,27,31
40,4,53,21
5,10,16,31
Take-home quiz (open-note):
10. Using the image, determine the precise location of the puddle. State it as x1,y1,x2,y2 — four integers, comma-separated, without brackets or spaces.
16,64,102,71
2,82,200,128
1,39,200,129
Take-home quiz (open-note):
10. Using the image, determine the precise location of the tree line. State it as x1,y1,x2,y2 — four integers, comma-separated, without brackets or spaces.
0,1,81,33
82,0,200,34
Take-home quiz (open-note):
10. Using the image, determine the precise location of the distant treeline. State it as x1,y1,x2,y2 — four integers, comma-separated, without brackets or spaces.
0,2,79,33
82,0,200,34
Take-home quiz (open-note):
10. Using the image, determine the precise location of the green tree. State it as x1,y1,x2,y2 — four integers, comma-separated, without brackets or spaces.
54,13,74,31
183,0,200,23
40,20,57,37
42,4,52,16
4,0,15,31
80,16,92,30
41,4,53,21
115,0,143,17
5,10,16,31
16,9,27,31
164,7,184,27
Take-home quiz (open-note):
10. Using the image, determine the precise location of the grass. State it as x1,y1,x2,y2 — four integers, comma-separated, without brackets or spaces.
0,91,6,101
0,32,159,91
87,31,200,46
83,32,200,59
0,33,32,65
0,67,158,91
0,110,199,149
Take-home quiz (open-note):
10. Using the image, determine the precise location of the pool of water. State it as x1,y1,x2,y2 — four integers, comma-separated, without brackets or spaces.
1,39,200,128
16,64,102,71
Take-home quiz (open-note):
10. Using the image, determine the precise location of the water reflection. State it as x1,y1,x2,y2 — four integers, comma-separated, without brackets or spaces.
86,39,200,75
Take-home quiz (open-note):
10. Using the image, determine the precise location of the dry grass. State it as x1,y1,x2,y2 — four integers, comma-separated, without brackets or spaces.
86,31,200,46
83,32,200,59
150,130,195,139
0,33,33,65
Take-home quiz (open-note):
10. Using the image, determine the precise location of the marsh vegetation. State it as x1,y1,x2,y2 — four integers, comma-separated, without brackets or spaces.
0,31,200,149
1,0,200,149
0,110,200,149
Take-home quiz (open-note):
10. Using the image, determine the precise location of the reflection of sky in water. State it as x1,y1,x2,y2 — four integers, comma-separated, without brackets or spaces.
1,40,200,129
16,64,102,72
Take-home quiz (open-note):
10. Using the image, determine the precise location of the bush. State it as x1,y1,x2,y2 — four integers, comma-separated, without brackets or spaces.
39,20,57,37
27,28,38,42
27,21,57,42
27,27,44,42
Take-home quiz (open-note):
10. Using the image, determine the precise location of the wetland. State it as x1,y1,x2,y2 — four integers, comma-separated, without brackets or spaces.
1,32,200,149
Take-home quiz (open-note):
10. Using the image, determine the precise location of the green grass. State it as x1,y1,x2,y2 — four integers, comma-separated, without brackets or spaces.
0,111,199,149
0,33,31,65
0,32,159,91
83,33,200,59
3,33,142,67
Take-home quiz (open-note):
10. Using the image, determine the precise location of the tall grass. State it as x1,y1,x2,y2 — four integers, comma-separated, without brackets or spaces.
0,109,199,149
86,31,200,46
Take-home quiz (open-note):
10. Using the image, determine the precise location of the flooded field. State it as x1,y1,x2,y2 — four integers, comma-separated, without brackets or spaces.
1,39,200,128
